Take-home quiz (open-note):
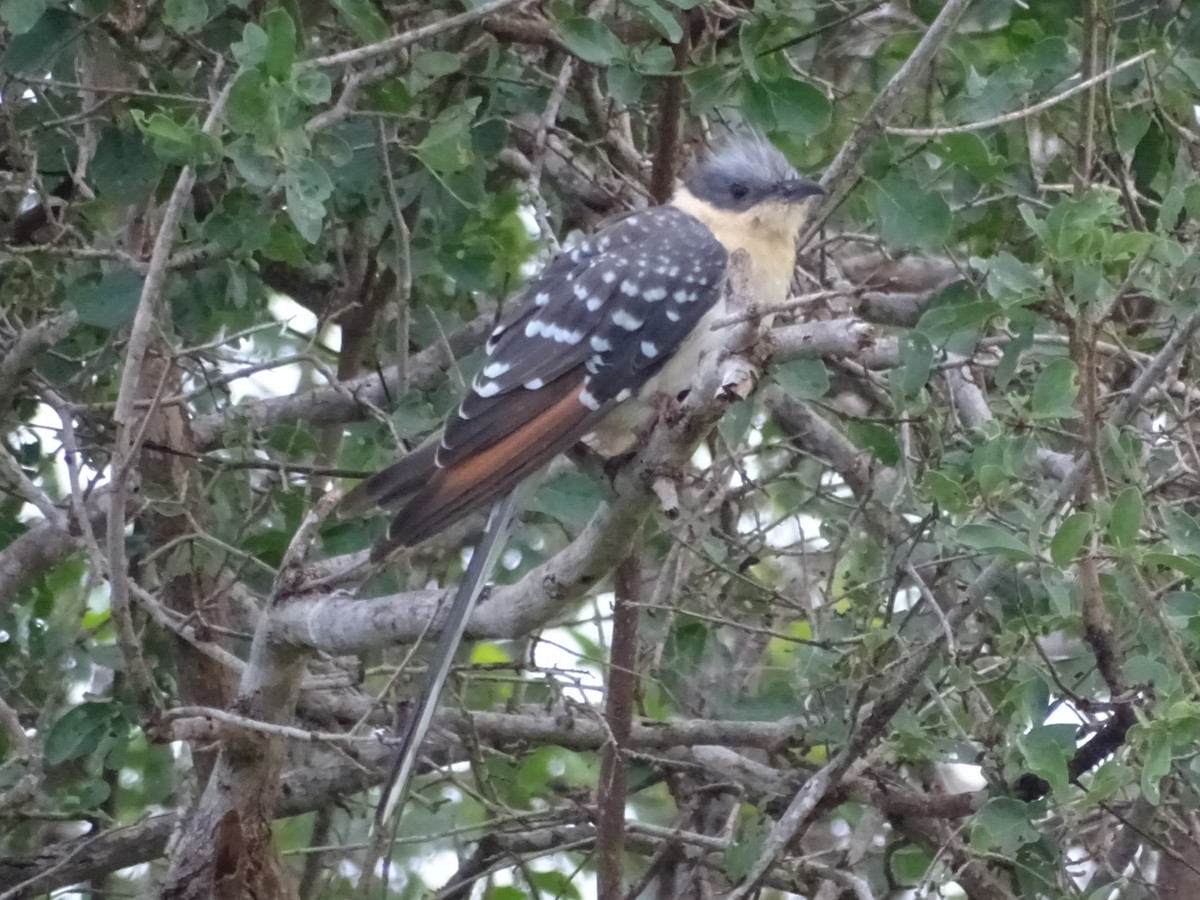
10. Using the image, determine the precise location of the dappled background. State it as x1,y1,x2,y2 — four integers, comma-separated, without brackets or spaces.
4,1,1200,898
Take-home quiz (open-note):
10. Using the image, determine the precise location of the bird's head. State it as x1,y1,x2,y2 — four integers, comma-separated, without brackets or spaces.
680,134,823,240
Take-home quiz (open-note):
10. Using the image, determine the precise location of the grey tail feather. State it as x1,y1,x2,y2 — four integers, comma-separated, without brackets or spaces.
338,437,441,520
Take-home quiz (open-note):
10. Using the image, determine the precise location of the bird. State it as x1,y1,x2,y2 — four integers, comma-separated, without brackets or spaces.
345,133,823,855
341,135,823,558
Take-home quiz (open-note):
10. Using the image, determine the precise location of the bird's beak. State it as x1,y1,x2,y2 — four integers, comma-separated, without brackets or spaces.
779,178,824,202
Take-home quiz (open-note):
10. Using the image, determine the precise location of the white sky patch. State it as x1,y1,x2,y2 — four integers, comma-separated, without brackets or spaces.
268,293,319,336
531,592,611,704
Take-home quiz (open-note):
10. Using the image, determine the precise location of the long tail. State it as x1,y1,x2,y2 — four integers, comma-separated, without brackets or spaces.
360,494,517,885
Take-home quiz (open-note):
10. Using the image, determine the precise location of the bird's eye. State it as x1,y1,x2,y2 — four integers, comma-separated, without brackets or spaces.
729,182,749,201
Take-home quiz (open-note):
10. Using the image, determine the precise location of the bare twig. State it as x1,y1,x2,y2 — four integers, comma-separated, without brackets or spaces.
886,51,1151,138
310,0,530,67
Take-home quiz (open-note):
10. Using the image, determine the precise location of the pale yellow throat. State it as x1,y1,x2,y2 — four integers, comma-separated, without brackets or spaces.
671,188,807,307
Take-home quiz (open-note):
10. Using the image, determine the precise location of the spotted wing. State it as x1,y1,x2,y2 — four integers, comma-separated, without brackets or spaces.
344,204,728,555
440,206,729,465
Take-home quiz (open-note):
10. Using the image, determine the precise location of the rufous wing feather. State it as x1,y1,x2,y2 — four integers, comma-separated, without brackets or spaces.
368,381,602,560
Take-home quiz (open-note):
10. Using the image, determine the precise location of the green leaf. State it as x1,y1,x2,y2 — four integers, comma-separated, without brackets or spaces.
1139,727,1171,804
1042,188,1124,260
293,68,331,104
1144,552,1200,579
226,138,278,188
163,0,208,34
923,471,968,513
1163,508,1200,557
1108,486,1143,549
262,8,297,81
631,44,674,75
130,110,195,163
232,23,268,69
868,174,951,250
1017,723,1077,796
917,298,998,344
362,78,413,113
971,798,1039,855
973,251,1043,307
262,219,309,265
684,64,733,115
410,50,461,87
847,420,900,466
1029,358,1079,420
996,320,1034,390
1050,512,1092,567
896,331,933,399
931,133,1001,180
225,69,271,134
889,845,932,887
605,63,644,104
1163,591,1200,629
627,0,681,42
956,524,1034,561
527,471,602,529
1185,182,1200,223
415,99,480,176
724,812,770,882
283,157,333,243
68,269,145,329
718,399,754,448
330,0,388,43
0,0,45,34
45,702,119,765
557,17,626,65
773,358,829,399
741,77,830,138
1114,107,1152,157
1,7,73,73
90,127,162,204
527,869,581,900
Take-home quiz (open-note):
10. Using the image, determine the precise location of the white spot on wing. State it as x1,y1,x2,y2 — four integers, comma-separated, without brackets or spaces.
612,309,643,331
573,283,590,300
535,292,550,306
643,287,667,302
640,340,658,358
475,380,501,398
666,309,681,322
579,387,601,410
615,388,632,402
482,360,511,378
586,296,603,312
591,335,612,352
601,271,617,284
620,280,639,296
525,377,545,390
525,319,582,343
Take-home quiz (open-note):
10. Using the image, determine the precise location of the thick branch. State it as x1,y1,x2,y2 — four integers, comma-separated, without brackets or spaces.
190,312,490,450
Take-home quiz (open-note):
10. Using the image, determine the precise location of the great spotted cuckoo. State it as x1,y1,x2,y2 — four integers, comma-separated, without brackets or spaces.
343,134,823,845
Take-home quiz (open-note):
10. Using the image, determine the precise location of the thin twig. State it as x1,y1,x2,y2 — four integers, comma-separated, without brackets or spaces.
309,0,530,68
886,51,1152,137
376,119,413,391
